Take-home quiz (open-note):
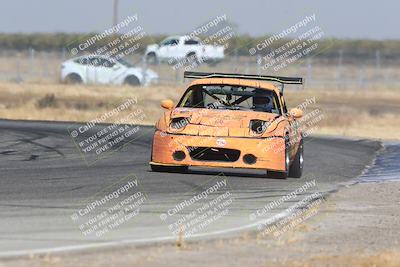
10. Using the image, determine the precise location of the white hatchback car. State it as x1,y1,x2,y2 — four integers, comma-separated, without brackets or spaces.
61,55,158,86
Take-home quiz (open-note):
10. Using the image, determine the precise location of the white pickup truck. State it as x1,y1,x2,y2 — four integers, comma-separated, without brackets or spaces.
144,35,224,65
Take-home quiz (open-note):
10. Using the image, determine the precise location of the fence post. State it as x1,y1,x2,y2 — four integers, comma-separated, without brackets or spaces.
62,47,66,61
375,50,381,71
306,57,312,84
44,52,50,78
175,68,179,87
233,48,239,72
358,66,365,88
141,55,147,85
30,47,35,78
375,50,381,83
336,49,343,89
256,54,261,75
16,53,22,83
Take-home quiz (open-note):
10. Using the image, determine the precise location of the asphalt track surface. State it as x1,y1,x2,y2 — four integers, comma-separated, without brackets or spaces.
0,120,381,256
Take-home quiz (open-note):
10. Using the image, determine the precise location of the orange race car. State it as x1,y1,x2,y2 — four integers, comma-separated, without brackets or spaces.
149,72,304,178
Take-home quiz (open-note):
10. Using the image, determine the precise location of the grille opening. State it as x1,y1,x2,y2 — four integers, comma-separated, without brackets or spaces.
188,147,240,162
173,150,186,161
243,154,257,165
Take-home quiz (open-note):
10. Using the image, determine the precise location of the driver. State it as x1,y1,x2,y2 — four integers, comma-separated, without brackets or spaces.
253,94,273,112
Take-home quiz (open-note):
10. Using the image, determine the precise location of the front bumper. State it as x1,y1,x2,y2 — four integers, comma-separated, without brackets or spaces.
150,131,286,171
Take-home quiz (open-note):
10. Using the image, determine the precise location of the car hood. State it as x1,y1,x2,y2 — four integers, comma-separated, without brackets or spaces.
167,108,285,137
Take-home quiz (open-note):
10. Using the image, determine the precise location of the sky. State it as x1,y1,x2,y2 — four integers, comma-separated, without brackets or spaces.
1,0,399,39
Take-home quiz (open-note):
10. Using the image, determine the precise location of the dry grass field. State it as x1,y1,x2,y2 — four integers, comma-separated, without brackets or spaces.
2,51,400,86
0,81,399,140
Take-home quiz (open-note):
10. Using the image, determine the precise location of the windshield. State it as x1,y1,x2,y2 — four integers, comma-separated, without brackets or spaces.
178,84,281,114
117,58,134,67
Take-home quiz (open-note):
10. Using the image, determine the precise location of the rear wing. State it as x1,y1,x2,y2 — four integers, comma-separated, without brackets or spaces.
184,71,303,93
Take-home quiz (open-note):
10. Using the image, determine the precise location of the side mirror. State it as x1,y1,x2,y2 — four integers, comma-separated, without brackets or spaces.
289,108,303,118
161,99,174,110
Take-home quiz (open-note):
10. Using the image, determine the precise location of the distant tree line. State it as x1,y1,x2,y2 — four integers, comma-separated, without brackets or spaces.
0,33,399,61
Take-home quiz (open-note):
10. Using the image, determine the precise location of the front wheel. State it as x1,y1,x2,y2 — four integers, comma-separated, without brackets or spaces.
289,139,303,178
150,164,188,173
64,73,82,84
267,139,289,179
146,53,158,65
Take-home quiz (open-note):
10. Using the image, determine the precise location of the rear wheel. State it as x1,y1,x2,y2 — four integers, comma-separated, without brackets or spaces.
186,52,199,66
124,75,141,86
150,164,188,173
289,139,303,178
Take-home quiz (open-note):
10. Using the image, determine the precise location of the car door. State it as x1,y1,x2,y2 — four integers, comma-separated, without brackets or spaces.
158,38,179,61
94,58,124,84
73,57,90,83
184,38,201,58
167,38,180,59
86,56,101,84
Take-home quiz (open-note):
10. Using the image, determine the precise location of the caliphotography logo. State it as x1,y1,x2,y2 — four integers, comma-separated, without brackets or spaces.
68,97,150,165
70,174,148,238
159,174,235,239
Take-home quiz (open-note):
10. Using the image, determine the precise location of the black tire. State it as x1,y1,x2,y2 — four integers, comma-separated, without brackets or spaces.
266,137,289,179
150,164,188,173
146,53,158,65
124,75,141,86
289,139,303,178
186,52,199,65
64,73,82,84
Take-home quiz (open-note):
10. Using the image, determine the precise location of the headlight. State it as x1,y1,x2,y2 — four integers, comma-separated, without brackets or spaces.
249,120,269,134
170,117,190,129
